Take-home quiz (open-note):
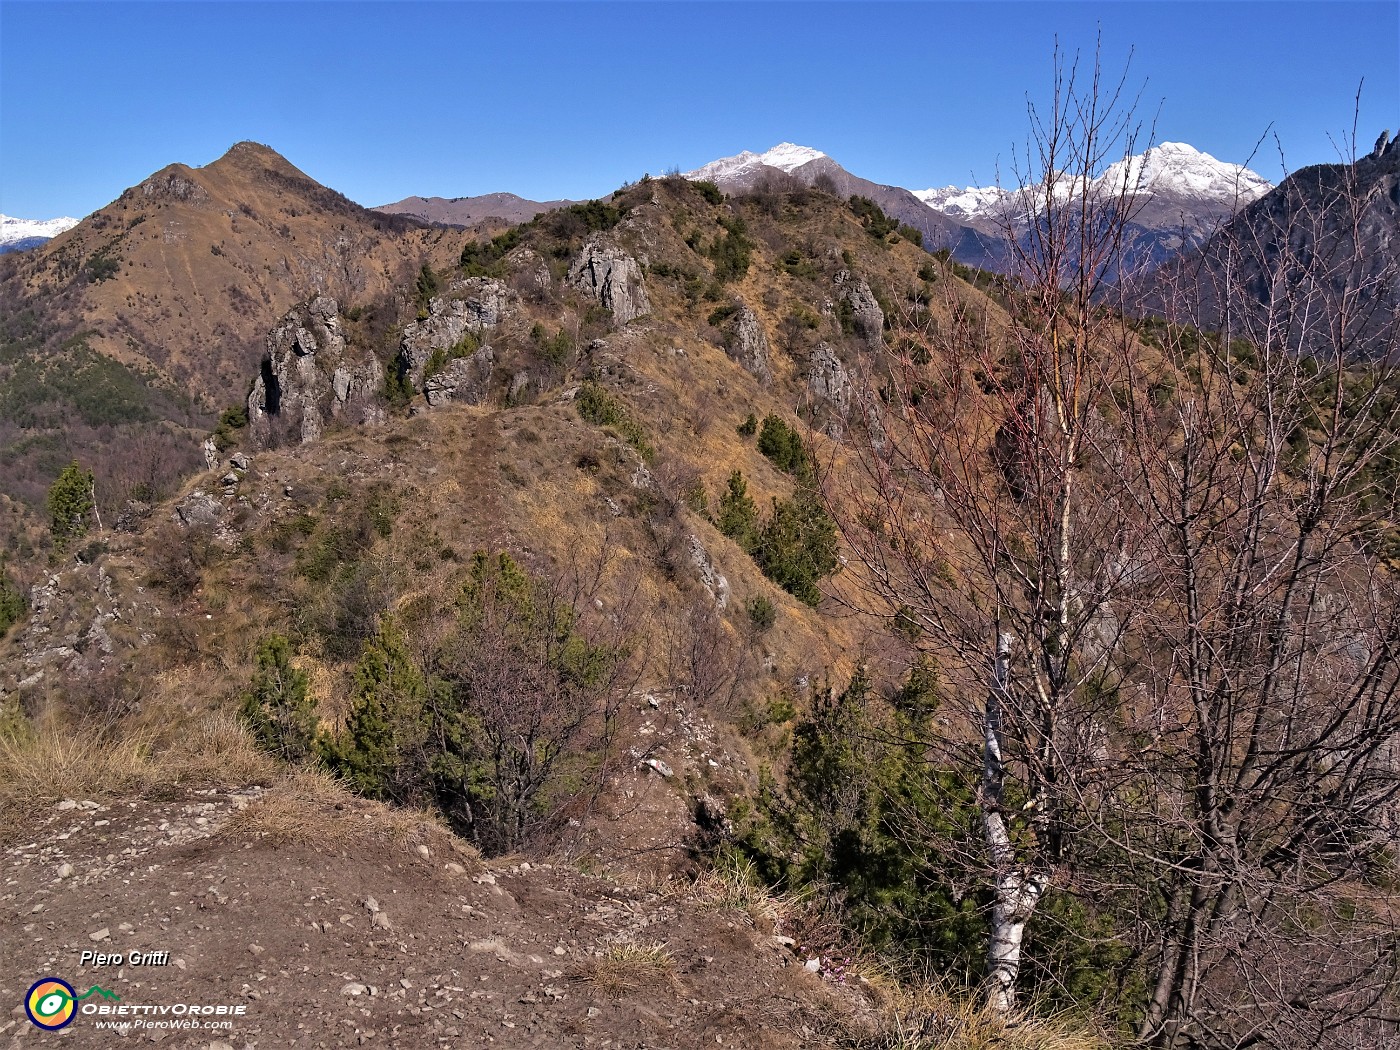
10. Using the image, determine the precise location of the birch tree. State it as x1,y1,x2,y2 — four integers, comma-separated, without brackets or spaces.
833,50,1400,1042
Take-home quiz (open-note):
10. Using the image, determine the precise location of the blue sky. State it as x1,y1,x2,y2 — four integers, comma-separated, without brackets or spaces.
2,2,1397,219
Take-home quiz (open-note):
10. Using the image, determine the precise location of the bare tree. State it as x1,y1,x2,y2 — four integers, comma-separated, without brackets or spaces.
428,548,643,855
833,46,1400,1043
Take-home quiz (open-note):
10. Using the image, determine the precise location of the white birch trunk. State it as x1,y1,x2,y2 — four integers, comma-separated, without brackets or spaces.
983,630,1050,1013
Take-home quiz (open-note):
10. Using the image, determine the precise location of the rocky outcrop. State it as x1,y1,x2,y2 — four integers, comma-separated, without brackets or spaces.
723,305,771,383
806,342,852,437
174,490,223,529
835,270,884,344
424,348,496,407
568,239,650,324
687,535,730,609
507,247,553,294
398,280,514,392
248,297,384,446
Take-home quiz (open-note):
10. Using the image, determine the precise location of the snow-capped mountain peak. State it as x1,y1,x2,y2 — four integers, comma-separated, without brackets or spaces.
757,143,826,173
0,213,80,251
685,143,827,183
1099,141,1272,203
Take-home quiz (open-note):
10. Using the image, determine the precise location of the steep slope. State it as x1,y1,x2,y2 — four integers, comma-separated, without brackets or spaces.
3,142,461,403
1136,137,1400,358
374,192,575,227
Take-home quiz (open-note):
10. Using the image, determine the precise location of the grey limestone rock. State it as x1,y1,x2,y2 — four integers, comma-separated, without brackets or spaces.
806,342,852,437
248,296,384,446
724,305,771,383
399,279,515,391
835,270,885,344
687,535,730,609
568,239,651,324
423,347,496,407
174,490,223,528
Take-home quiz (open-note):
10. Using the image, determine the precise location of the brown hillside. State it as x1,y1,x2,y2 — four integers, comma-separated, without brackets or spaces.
5,142,461,405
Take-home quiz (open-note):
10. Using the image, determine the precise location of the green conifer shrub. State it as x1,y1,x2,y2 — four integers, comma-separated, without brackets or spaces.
239,634,318,762
46,461,95,548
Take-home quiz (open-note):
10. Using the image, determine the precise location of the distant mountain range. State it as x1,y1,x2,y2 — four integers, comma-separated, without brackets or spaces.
683,140,1273,275
0,214,80,253
25,138,1265,281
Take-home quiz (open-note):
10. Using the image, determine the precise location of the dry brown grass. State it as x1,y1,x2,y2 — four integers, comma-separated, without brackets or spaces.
215,767,479,866
573,941,678,999
0,707,277,841
690,853,809,935
826,969,1111,1050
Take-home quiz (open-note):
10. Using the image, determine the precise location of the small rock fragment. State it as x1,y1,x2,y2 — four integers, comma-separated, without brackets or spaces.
416,844,431,860
341,983,368,997
90,928,110,942
444,862,465,876
57,862,74,879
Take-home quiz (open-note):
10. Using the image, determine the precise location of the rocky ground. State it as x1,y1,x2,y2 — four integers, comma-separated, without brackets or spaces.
1,777,859,1050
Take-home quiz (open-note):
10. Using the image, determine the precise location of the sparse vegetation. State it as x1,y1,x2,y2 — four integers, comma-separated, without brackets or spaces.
709,215,754,283
692,180,724,206
757,413,813,480
848,195,899,241
745,594,776,630
0,560,25,638
575,382,654,461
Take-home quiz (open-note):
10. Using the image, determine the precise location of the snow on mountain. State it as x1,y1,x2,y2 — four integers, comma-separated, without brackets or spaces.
685,143,827,184
0,213,80,250
1099,142,1272,204
916,143,1271,225
913,184,1014,221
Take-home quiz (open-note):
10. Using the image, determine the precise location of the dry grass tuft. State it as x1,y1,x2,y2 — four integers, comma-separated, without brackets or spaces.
0,729,158,808
690,854,808,934
0,708,277,839
573,942,678,999
215,767,478,866
831,972,1111,1050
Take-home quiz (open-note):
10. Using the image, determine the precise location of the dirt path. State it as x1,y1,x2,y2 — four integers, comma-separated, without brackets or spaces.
2,788,841,1049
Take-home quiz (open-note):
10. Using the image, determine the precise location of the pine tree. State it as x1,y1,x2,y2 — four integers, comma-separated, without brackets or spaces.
46,461,95,548
716,470,761,552
240,634,317,762
323,616,429,802
754,488,838,606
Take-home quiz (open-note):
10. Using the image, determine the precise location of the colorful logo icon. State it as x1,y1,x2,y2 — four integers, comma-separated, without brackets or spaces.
25,978,77,1030
23,979,121,1030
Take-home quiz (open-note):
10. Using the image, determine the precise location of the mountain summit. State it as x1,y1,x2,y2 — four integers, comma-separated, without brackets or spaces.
685,142,829,184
